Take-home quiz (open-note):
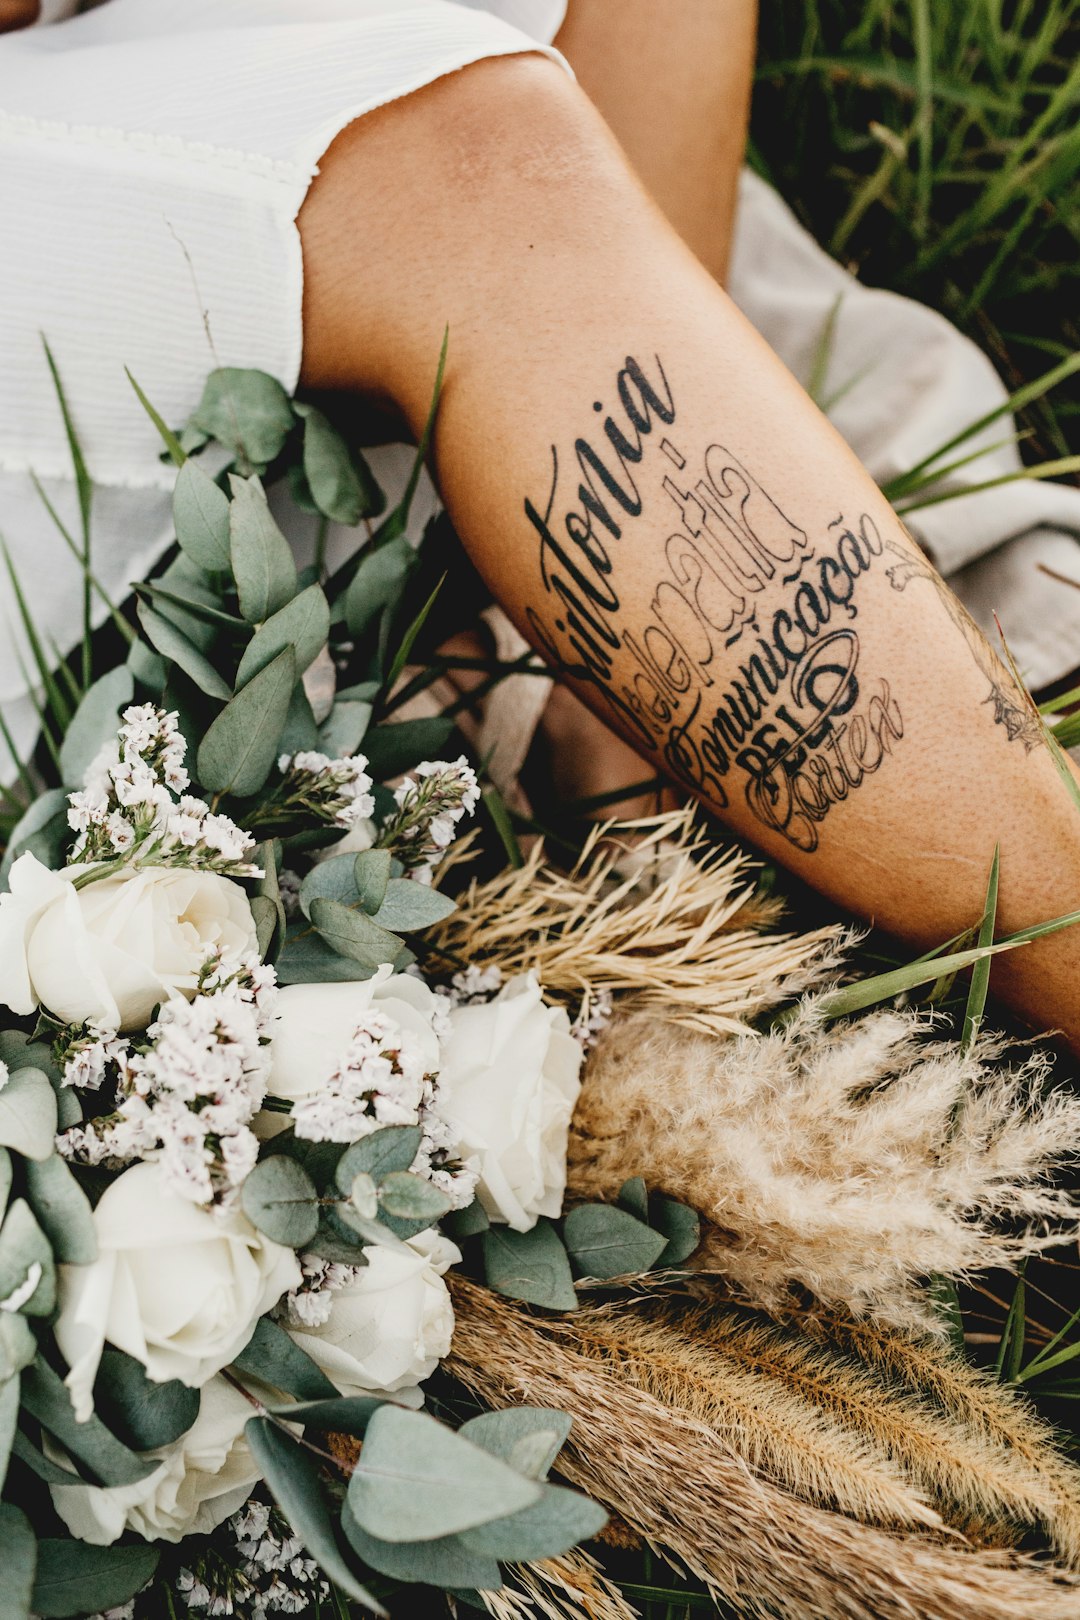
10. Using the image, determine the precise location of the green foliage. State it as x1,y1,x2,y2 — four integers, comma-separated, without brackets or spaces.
309,897,405,970
335,1127,422,1191
241,1155,320,1248
562,1202,668,1281
22,1154,96,1267
0,1070,58,1161
196,646,296,795
235,584,330,687
31,1539,159,1619
482,1220,578,1312
93,1347,199,1452
58,667,133,787
0,1503,36,1620
229,476,298,623
20,1357,159,1489
189,369,295,472
0,1199,56,1317
172,460,231,573
755,2,1080,455
231,1316,338,1403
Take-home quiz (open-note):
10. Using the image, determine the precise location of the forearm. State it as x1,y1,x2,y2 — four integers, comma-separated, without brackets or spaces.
300,58,1080,1043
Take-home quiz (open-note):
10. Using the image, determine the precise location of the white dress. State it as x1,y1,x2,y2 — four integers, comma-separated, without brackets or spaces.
1,0,1077,775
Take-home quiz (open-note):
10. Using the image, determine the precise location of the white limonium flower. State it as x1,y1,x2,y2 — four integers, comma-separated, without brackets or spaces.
68,705,258,878
378,756,480,881
264,973,477,1210
275,749,375,830
58,952,278,1211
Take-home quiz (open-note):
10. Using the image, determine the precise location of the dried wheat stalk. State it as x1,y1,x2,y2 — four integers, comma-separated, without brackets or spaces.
569,1005,1080,1336
427,808,846,1036
674,1304,1068,1549
449,1277,1080,1620
818,1316,1080,1568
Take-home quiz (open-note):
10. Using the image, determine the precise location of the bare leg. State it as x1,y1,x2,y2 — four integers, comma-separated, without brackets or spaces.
298,56,1080,1046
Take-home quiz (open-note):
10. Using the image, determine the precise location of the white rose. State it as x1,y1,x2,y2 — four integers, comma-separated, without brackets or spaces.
288,1230,459,1397
260,967,441,1137
0,852,257,1032
55,1161,300,1420
48,1376,259,1546
438,972,582,1232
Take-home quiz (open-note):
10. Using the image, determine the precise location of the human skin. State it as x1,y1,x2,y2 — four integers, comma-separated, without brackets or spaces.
296,55,1080,1048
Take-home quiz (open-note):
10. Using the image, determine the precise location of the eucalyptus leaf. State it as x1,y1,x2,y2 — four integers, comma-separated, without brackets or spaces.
189,368,295,469
344,535,416,640
0,1199,56,1316
562,1203,667,1281
9,1430,83,1486
0,1503,35,1620
0,1147,10,1211
263,1395,384,1436
229,476,298,622
335,1127,423,1193
275,933,376,985
378,1171,452,1224
616,1176,649,1223
21,1358,159,1487
482,1220,578,1312
651,1195,701,1268
372,878,458,933
0,1312,35,1382
93,1346,200,1452
362,717,454,779
354,849,391,915
58,667,133,788
241,1157,319,1248
245,1418,387,1614
320,700,373,760
459,1407,571,1480
0,791,69,889
0,1069,58,1161
231,1316,338,1402
196,647,296,796
173,458,231,572
277,679,319,757
342,1509,501,1592
127,635,166,691
295,405,377,526
24,1154,97,1266
135,600,232,701
299,853,360,920
310,897,404,970
347,1406,541,1544
443,1200,490,1241
251,894,280,959
31,1539,159,1620
235,584,330,688
0,1375,18,1497
459,1482,607,1562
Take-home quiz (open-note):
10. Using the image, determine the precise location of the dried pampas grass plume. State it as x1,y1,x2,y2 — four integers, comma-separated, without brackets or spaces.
569,1003,1080,1336
448,1277,1080,1620
427,808,846,1036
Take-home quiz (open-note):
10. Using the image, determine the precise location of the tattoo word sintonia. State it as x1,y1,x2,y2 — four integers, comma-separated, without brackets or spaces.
523,353,908,852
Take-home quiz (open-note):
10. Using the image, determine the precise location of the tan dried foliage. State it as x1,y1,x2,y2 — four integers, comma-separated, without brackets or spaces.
449,1277,1080,1620
426,808,846,1036
569,1003,1080,1336
482,1551,640,1620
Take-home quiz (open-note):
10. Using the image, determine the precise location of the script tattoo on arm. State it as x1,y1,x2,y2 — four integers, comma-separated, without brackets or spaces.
883,541,1043,751
521,353,911,853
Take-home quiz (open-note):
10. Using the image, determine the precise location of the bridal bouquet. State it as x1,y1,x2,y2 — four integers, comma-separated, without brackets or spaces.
0,366,694,1618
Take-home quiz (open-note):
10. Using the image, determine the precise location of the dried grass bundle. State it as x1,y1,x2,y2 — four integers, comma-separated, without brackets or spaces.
679,1305,1071,1551
569,1004,1080,1336
448,1277,1080,1620
553,1305,942,1531
482,1551,640,1620
427,808,845,1036
820,1317,1080,1567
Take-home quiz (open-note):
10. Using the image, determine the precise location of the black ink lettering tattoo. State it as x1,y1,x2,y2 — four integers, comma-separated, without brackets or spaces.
883,541,1043,751
521,353,908,849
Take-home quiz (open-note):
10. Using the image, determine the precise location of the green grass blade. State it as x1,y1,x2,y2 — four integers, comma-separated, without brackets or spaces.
806,294,843,406
895,455,1080,514
29,472,136,646
383,572,446,692
0,703,37,805
482,784,524,870
0,537,74,731
961,844,999,1049
995,1265,1026,1381
41,336,93,687
880,433,1027,502
125,368,186,468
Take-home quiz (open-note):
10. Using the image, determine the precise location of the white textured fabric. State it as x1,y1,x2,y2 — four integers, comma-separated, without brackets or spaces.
0,0,567,769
